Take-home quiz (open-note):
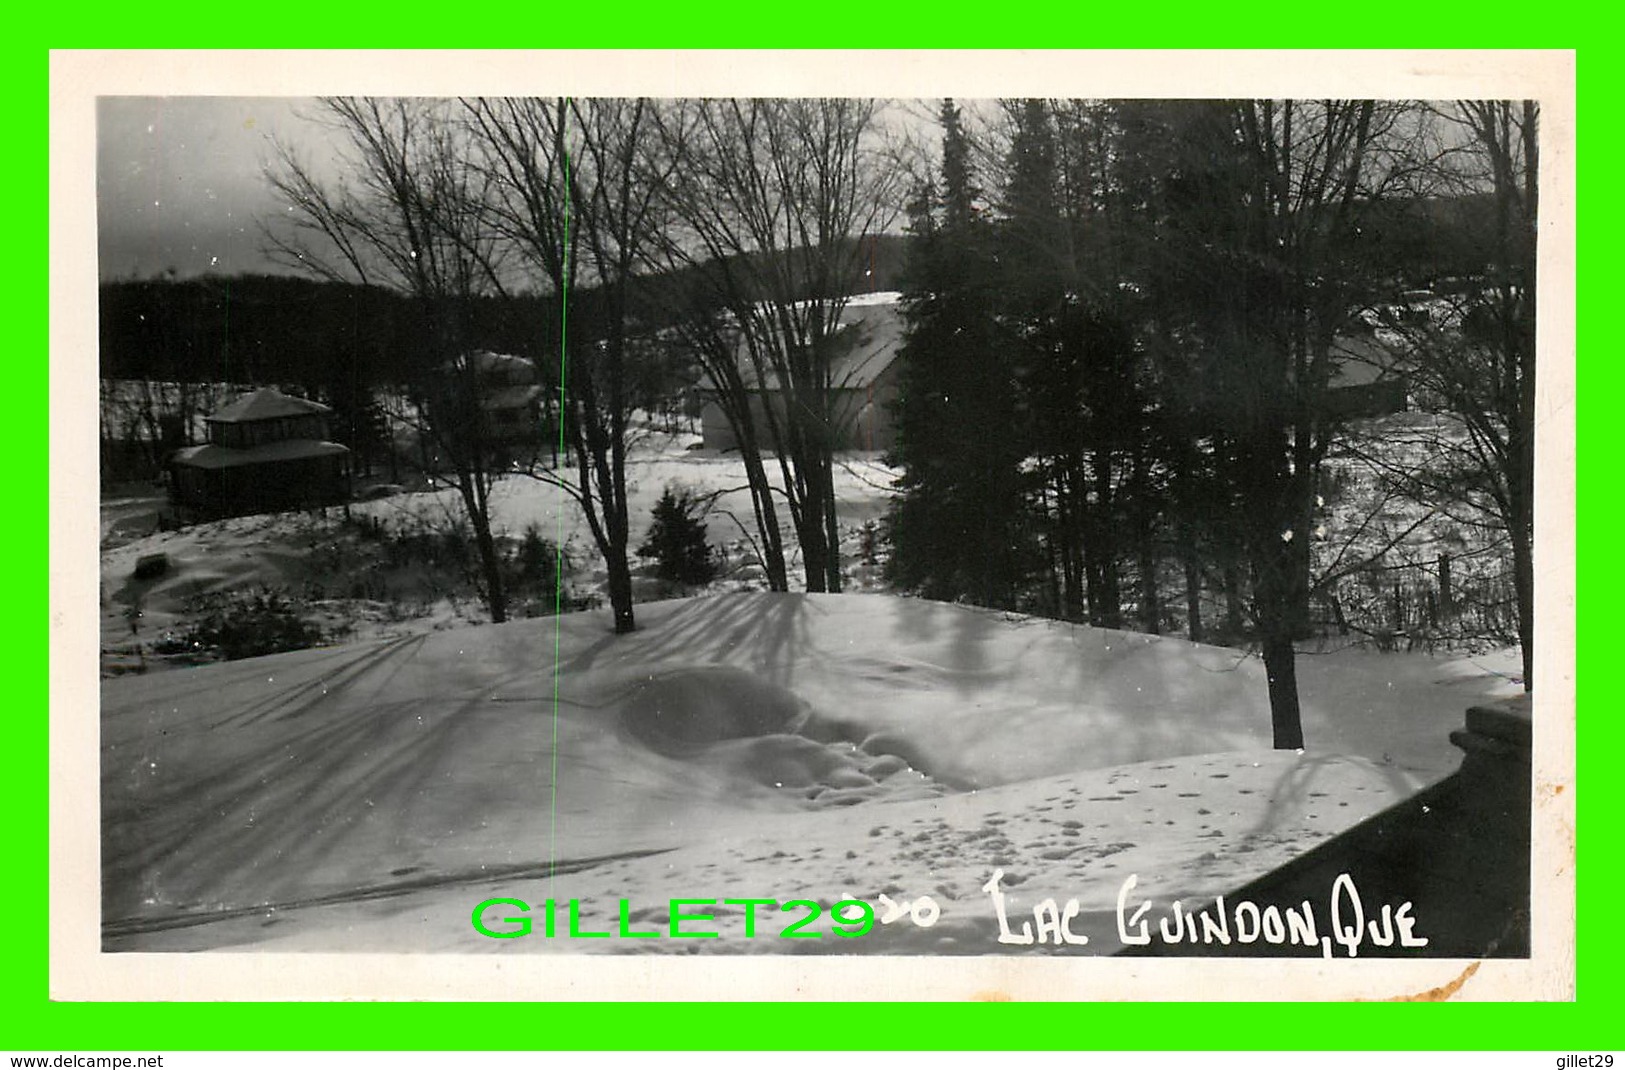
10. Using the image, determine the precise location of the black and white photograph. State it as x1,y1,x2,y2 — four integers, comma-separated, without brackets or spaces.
54,51,1575,999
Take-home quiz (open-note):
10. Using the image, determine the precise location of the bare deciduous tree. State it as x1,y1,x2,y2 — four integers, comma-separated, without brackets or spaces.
650,98,901,593
265,97,516,623
1364,99,1538,689
464,96,682,635
1149,98,1427,748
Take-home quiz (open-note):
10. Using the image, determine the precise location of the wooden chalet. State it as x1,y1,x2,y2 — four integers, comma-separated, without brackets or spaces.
167,388,352,519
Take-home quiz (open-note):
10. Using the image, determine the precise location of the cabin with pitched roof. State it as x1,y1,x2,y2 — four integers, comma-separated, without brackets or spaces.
1322,331,1410,420
699,292,905,453
438,351,546,448
167,388,352,519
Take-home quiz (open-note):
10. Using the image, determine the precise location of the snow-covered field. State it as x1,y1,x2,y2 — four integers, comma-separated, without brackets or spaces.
97,421,1527,958
98,428,898,672
352,429,900,595
100,590,1521,954
100,415,1512,676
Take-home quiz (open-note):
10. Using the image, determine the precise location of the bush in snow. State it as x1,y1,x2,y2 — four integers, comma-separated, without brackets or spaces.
160,586,336,661
133,553,170,581
638,485,716,587
512,524,558,588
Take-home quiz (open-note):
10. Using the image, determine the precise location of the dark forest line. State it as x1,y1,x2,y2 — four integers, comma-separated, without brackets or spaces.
98,233,918,392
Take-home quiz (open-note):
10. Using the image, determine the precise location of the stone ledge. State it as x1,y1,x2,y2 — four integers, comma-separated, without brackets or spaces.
1449,727,1526,759
1464,692,1532,749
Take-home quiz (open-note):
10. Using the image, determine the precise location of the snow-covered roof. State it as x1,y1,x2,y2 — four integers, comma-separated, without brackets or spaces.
449,351,538,378
205,388,332,424
704,294,906,393
1329,332,1408,388
828,300,906,388
481,384,544,409
170,439,350,470
839,290,904,309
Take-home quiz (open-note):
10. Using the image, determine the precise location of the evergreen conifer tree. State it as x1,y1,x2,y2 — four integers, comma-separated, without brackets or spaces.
638,485,716,587
887,100,1038,609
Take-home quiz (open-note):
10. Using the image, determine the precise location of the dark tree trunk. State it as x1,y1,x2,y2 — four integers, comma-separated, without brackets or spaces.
742,451,790,591
1139,546,1161,634
1092,448,1122,629
1224,564,1245,638
466,498,507,625
800,497,830,594
1080,515,1100,625
1251,500,1306,749
1134,449,1160,634
1285,515,1313,640
1261,629,1304,750
1055,469,1084,621
1098,552,1121,629
1182,540,1203,644
1508,505,1535,692
822,462,842,593
605,552,635,634
721,387,790,592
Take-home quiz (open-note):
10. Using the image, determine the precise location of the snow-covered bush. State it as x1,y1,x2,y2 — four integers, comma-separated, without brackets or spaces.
158,586,338,661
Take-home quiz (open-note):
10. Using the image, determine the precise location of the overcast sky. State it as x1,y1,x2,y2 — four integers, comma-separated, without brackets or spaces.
95,95,957,282
97,97,341,280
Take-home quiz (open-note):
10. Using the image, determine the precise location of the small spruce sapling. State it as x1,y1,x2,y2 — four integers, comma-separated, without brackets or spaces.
638,485,716,586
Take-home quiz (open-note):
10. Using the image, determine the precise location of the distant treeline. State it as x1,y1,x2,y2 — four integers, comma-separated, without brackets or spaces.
101,274,534,392
98,234,916,393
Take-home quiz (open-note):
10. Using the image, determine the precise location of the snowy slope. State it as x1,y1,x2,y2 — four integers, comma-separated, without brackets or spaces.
101,592,1521,953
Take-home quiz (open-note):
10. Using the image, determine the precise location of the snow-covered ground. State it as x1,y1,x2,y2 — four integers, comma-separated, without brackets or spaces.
1316,411,1520,651
98,428,899,672
100,590,1522,954
97,419,1530,958
100,414,1514,678
350,429,900,593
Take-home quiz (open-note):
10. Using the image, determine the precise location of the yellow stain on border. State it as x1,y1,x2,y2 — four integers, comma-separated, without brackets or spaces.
1383,960,1481,1001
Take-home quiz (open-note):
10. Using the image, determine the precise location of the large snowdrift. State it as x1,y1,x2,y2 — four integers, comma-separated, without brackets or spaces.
101,592,1520,953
